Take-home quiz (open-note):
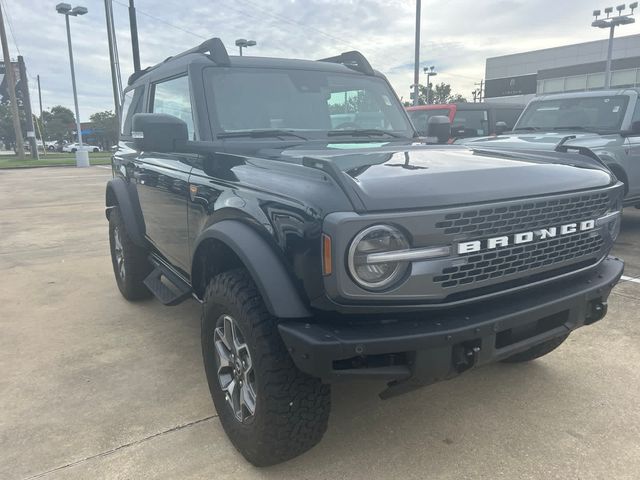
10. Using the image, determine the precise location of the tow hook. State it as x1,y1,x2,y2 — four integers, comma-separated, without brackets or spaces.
585,299,608,325
453,340,481,374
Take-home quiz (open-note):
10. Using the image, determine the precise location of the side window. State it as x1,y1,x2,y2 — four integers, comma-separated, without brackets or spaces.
452,110,488,137
494,108,523,130
121,86,145,137
633,100,640,123
151,75,196,139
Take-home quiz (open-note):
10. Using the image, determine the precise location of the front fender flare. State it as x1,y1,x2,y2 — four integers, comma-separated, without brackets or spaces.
105,178,146,247
193,220,312,318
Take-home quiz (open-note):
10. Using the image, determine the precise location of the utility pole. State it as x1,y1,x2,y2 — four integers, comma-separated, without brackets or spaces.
129,0,141,72
37,74,46,151
18,56,38,159
37,75,43,119
412,0,421,106
0,3,24,158
474,80,484,102
104,0,122,120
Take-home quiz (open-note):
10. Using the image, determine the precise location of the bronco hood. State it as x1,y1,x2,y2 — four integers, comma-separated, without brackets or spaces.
282,144,614,212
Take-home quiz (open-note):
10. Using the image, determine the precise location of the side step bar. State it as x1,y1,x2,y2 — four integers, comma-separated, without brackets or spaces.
143,258,192,306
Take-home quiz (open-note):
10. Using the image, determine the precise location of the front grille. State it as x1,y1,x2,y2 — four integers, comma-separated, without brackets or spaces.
434,231,604,289
430,189,613,292
434,191,610,238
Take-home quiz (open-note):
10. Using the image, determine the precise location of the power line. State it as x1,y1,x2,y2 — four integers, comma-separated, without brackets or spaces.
0,0,20,55
233,0,359,50
112,0,207,40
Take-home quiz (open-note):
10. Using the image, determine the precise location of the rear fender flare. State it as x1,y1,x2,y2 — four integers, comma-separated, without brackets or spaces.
192,220,312,318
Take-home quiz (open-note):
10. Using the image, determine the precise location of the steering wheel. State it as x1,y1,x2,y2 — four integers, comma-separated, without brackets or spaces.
334,121,362,130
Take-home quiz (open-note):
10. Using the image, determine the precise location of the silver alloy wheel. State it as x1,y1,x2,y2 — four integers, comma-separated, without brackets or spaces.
113,226,125,280
213,314,257,423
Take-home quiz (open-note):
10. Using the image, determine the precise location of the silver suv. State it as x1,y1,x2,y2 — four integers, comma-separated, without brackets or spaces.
461,89,640,207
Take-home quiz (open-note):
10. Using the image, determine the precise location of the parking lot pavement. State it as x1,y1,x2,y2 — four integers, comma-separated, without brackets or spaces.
1,166,639,480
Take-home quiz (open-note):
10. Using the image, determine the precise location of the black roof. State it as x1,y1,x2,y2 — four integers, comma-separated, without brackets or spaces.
127,37,378,88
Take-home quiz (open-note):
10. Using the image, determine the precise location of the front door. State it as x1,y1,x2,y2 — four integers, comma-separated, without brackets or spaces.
135,74,197,273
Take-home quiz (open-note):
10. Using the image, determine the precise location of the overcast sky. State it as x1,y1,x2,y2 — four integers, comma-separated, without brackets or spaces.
4,0,638,120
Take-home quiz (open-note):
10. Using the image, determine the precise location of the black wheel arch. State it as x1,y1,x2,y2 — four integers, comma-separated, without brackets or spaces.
601,157,629,195
192,220,312,319
105,178,147,247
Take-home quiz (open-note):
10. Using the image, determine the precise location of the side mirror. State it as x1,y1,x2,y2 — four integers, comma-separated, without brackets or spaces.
426,115,451,144
630,120,640,135
494,121,508,135
132,113,188,152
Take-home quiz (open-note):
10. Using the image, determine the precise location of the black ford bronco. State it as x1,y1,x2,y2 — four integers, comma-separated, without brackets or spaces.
106,38,624,466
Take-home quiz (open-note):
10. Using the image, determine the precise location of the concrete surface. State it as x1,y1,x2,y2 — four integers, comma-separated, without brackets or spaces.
0,166,639,480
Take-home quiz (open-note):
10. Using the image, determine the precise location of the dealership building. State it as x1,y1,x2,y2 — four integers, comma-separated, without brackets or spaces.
484,33,640,105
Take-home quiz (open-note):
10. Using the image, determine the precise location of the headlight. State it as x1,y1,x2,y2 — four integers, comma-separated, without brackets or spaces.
347,225,410,290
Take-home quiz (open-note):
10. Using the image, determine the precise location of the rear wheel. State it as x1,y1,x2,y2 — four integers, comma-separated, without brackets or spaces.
501,334,569,363
108,207,152,300
93,147,99,152
201,269,330,466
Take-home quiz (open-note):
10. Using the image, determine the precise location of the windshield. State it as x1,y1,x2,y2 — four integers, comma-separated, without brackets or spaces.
515,95,629,133
407,108,450,135
205,67,414,139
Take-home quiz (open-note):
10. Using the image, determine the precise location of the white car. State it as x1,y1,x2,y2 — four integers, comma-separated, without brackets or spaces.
62,143,101,153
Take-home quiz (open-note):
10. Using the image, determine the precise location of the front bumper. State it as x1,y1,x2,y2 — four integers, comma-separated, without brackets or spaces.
279,256,623,397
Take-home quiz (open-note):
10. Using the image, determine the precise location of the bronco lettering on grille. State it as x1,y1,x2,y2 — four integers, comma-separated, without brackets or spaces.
457,220,596,255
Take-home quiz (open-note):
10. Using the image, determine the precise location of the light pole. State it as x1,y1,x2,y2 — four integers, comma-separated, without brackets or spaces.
423,66,437,104
412,0,421,106
591,3,636,88
235,38,256,56
56,2,89,167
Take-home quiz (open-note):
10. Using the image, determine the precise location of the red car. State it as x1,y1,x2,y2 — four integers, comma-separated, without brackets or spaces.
406,102,523,140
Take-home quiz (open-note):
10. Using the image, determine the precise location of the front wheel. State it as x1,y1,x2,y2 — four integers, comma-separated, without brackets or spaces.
93,147,99,152
108,207,152,300
71,148,77,153
201,269,330,466
501,334,569,363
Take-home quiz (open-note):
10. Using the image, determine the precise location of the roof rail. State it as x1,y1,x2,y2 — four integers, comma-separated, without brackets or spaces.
128,37,230,86
318,51,374,76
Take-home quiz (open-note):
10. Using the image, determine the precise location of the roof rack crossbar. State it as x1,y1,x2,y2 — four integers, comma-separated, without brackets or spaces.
128,37,230,86
318,51,374,76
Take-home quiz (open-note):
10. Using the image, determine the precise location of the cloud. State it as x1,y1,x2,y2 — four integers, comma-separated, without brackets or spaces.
4,0,630,119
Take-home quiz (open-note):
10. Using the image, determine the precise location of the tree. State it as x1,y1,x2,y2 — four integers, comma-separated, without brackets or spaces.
89,110,118,149
41,105,75,142
0,102,26,150
417,82,467,105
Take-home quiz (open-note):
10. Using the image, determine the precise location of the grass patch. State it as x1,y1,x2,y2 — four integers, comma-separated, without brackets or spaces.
0,152,112,169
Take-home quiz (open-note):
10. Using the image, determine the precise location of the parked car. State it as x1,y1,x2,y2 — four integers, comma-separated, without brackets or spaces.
406,102,524,140
460,89,640,207
107,37,623,466
62,143,101,153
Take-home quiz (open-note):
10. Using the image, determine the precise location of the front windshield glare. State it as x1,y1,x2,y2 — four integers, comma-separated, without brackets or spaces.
206,67,414,138
515,95,629,132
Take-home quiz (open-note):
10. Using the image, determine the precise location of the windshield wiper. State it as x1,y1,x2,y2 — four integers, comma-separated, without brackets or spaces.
552,126,587,131
512,126,541,131
217,129,308,140
327,129,405,139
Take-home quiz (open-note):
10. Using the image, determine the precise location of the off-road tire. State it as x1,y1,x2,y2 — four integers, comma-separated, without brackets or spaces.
108,207,152,300
501,334,569,363
201,269,330,466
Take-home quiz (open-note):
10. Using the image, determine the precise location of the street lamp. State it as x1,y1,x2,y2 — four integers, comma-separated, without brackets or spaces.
235,38,256,56
591,3,636,88
423,66,437,104
56,2,89,167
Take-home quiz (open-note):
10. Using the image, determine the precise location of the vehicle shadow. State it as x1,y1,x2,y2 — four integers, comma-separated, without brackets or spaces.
258,356,571,477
